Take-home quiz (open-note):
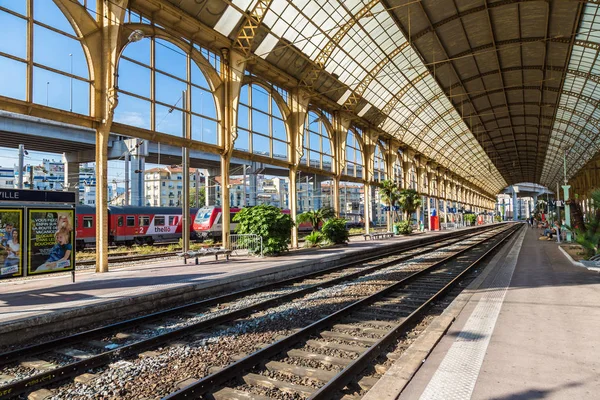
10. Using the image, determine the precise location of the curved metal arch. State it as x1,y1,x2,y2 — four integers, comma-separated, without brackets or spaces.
53,0,98,82
410,0,550,43
468,112,598,142
457,68,600,103
300,0,379,89
467,102,600,131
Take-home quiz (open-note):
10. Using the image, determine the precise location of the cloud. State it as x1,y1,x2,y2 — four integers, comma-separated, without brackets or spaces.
115,111,147,128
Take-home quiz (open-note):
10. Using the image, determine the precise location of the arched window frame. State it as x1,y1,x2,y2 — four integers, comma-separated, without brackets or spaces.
115,31,220,144
373,142,386,183
237,82,290,160
394,151,404,187
344,128,364,178
303,110,334,172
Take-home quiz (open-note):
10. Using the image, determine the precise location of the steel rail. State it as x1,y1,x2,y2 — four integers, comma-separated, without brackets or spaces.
161,224,518,399
309,224,521,399
0,225,501,399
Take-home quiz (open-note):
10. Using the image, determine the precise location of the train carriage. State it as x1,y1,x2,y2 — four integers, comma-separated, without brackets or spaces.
75,206,199,249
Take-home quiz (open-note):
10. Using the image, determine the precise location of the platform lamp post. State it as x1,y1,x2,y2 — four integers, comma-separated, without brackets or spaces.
562,147,572,242
181,89,191,258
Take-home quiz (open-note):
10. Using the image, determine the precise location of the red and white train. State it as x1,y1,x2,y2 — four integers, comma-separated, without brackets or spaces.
75,205,199,249
192,206,314,239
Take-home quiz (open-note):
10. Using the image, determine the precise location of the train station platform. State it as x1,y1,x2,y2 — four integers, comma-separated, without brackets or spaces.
0,225,485,346
367,225,600,400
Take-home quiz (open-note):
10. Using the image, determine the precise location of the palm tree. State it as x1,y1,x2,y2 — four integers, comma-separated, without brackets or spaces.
398,188,422,222
379,180,400,231
297,207,335,232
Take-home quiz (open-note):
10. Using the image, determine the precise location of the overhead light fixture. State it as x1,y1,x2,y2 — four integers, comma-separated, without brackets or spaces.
128,29,145,43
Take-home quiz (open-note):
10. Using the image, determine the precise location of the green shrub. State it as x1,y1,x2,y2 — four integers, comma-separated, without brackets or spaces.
464,214,477,226
304,231,323,248
395,220,412,235
321,218,349,245
233,205,294,255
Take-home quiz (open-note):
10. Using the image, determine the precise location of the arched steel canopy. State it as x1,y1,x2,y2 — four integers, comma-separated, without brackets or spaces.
154,0,599,193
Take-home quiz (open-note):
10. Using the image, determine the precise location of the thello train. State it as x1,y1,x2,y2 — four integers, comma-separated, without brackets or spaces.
192,206,315,240
75,205,199,249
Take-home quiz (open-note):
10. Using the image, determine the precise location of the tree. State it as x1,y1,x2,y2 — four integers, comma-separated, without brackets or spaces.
189,187,206,208
379,180,401,231
297,207,335,233
398,188,422,222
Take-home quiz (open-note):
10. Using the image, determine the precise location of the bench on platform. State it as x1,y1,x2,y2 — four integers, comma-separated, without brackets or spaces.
363,232,395,240
177,247,232,264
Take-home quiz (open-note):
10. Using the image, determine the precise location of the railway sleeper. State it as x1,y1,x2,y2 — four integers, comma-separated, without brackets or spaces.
242,372,316,397
305,339,368,354
212,387,272,400
352,309,403,321
287,349,351,367
345,317,395,328
263,360,380,393
332,323,389,336
320,331,379,346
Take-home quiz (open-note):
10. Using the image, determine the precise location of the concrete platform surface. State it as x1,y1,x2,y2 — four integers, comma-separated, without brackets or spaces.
394,226,600,400
0,226,490,344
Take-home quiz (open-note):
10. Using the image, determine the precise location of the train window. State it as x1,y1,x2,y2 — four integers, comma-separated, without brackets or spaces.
140,216,150,226
230,213,237,221
83,217,93,228
169,216,176,225
155,216,165,226
118,216,124,227
126,216,135,227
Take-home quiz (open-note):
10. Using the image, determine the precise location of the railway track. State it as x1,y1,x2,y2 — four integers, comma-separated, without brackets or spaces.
161,224,519,400
0,224,514,399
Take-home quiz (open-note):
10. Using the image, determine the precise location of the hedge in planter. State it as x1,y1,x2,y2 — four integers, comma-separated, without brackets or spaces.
394,220,413,235
322,218,350,245
233,205,294,255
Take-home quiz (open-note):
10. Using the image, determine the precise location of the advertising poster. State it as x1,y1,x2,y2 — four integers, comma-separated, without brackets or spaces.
0,209,23,279
28,209,74,275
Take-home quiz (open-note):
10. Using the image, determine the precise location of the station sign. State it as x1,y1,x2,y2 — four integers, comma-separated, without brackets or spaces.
0,189,76,204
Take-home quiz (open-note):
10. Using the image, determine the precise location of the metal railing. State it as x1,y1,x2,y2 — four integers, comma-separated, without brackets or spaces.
228,234,263,257
441,223,458,230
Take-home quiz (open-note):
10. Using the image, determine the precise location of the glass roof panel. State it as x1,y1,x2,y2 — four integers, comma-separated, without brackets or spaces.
256,0,506,192
542,2,600,186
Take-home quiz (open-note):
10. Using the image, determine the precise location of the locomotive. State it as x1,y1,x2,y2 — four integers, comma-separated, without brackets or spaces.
75,205,199,250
